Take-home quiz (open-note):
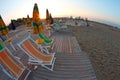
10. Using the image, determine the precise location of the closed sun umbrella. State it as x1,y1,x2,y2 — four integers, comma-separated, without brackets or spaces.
46,9,54,37
33,3,44,34
49,13,54,24
46,9,50,25
0,16,16,51
0,15,9,36
0,15,9,50
32,3,53,44
0,15,9,41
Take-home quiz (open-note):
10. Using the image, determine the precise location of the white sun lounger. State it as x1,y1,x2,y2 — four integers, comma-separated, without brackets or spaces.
17,36,56,71
0,47,31,80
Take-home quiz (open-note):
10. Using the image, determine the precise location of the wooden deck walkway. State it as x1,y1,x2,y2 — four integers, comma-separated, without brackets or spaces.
27,31,97,80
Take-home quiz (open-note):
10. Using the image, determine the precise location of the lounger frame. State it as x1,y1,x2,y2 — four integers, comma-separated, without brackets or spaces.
0,47,31,80
18,35,56,71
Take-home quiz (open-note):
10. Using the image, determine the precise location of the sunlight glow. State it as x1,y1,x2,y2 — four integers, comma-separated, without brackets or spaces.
0,0,120,26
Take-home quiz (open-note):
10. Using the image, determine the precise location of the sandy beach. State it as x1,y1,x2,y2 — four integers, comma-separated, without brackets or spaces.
1,18,120,80
72,21,120,80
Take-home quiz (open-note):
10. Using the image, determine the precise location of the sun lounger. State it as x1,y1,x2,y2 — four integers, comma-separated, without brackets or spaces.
51,23,61,31
17,36,56,71
51,22,69,31
0,47,31,80
28,32,54,54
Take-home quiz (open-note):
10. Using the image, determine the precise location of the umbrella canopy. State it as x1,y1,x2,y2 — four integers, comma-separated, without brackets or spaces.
32,3,44,34
33,3,40,23
0,15,9,36
10,20,16,30
46,9,51,25
27,15,30,19
32,3,53,44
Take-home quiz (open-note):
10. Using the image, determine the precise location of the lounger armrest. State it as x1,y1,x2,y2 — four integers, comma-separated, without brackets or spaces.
41,45,50,48
40,45,50,49
45,46,50,48
14,56,25,66
28,58,43,64
15,56,21,60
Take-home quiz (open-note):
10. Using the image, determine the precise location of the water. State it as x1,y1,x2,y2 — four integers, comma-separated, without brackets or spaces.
89,18,120,29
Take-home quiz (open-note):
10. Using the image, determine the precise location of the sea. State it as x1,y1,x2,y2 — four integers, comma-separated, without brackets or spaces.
90,18,120,29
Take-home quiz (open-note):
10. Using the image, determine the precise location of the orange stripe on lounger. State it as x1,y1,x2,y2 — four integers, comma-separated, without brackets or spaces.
21,40,53,62
0,50,24,79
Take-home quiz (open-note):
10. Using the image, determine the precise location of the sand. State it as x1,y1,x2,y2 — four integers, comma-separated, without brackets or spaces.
71,21,120,80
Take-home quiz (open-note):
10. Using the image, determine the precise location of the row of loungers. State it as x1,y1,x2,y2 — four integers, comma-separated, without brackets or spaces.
0,35,56,80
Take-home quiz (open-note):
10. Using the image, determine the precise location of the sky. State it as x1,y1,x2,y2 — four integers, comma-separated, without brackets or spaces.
0,0,120,27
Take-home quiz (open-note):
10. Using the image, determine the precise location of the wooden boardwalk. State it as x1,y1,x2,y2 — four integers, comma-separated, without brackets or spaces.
27,31,97,80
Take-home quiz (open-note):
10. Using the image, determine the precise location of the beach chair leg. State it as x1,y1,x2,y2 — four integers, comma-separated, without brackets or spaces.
41,57,56,71
23,69,31,80
51,57,56,70
10,42,16,51
41,64,53,71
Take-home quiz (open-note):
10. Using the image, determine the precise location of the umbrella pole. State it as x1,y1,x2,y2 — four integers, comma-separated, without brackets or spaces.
48,24,51,37
48,30,50,37
14,30,18,38
47,24,51,37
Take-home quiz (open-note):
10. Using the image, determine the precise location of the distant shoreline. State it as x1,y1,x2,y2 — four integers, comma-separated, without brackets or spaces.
89,18,120,29
89,20,120,32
